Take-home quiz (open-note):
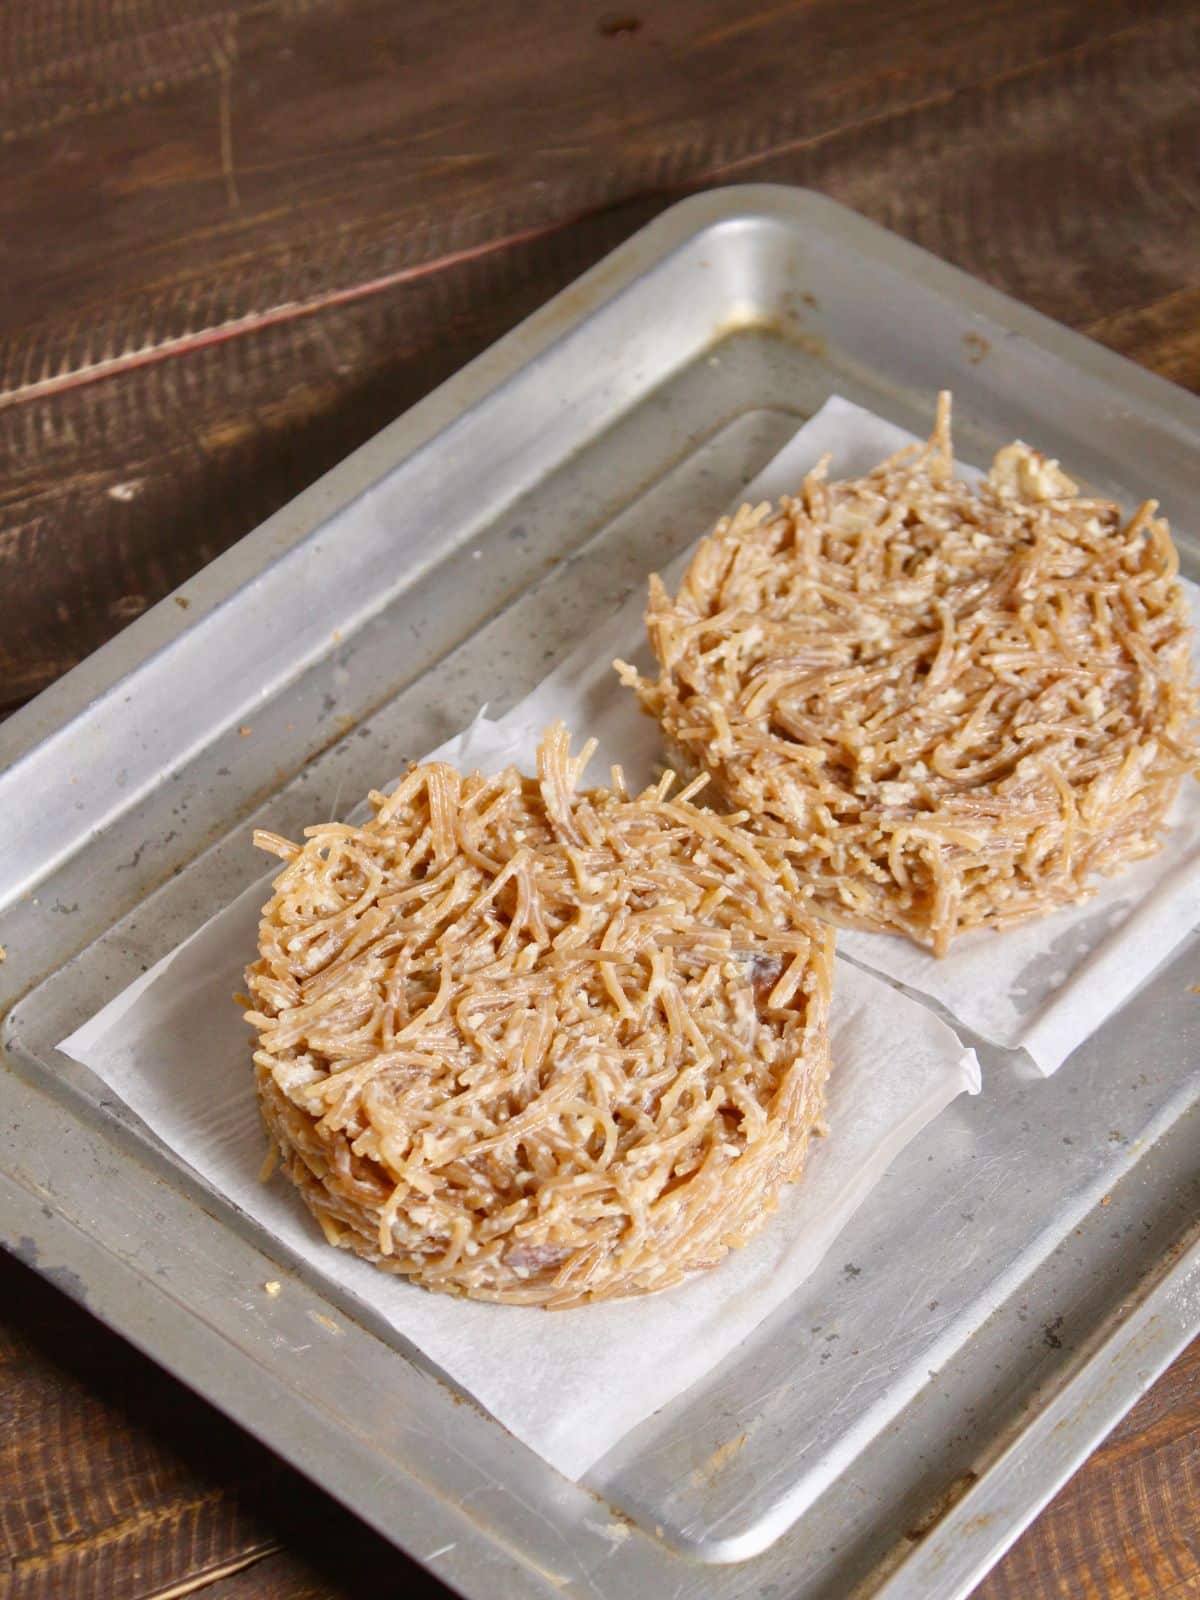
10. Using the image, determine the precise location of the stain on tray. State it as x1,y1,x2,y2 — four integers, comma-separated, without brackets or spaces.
793,329,827,360
903,1469,979,1541
307,1308,343,1335
690,1429,750,1487
44,1262,90,1302
963,332,991,364
1042,1315,1065,1350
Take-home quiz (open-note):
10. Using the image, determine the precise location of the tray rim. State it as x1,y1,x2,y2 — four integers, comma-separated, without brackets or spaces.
4,183,1200,895
4,183,1200,1600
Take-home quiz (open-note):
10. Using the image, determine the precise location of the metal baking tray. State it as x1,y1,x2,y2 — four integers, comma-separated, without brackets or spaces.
2,186,1198,1600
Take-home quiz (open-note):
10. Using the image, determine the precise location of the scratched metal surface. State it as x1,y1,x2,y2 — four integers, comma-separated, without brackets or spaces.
2,190,1199,1599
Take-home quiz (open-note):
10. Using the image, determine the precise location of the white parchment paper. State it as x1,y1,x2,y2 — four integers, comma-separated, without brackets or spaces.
60,714,978,1482
489,397,1200,1073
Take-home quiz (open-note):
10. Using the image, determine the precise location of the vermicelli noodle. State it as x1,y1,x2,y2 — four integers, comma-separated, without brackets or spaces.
245,724,835,1307
620,395,1197,953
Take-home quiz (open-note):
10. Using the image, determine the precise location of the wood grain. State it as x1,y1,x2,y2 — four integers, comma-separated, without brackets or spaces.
2,0,1187,399
4,2,1200,711
0,1252,275,1600
0,1253,433,1600
975,1336,1200,1600
2,1,1199,1597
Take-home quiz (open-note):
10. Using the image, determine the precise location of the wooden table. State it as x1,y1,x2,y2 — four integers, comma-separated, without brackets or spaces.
2,3,1198,1595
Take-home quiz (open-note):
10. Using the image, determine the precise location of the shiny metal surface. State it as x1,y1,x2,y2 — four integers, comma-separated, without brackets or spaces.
2,187,1198,1598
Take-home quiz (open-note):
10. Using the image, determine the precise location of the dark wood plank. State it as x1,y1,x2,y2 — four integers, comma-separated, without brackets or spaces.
0,1252,277,1600
0,198,655,711
4,4,1200,712
977,1335,1200,1600
1085,287,1200,392
0,0,1190,402
0,1252,444,1600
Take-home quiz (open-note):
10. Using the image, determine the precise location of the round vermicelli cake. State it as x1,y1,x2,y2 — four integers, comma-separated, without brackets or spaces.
619,394,1198,955
244,724,834,1307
